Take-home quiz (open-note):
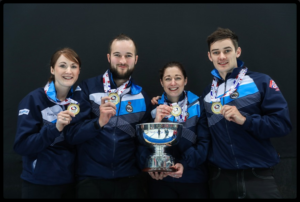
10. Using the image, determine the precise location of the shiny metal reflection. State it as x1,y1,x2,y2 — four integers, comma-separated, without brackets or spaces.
136,122,183,172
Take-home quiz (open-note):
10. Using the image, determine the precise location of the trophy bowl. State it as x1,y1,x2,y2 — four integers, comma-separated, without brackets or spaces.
136,122,183,172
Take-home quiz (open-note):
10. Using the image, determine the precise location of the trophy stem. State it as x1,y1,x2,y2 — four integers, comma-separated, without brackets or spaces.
154,144,166,156
142,144,177,172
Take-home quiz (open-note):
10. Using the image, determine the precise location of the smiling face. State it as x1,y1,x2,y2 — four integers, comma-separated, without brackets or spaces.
50,54,80,90
160,66,187,103
208,38,241,79
107,39,138,80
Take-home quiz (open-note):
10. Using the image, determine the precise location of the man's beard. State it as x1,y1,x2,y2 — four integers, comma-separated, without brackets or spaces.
109,64,134,80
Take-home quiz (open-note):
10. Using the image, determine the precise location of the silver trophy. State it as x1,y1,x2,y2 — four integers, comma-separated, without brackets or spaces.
136,122,183,172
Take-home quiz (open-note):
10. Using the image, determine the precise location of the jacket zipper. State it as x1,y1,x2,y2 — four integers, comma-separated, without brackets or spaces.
112,95,123,177
223,79,239,169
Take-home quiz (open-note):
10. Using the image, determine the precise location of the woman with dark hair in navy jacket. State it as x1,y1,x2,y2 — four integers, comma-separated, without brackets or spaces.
146,61,211,198
14,47,81,198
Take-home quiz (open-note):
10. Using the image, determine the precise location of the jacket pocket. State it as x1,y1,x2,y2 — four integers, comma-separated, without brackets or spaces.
251,168,274,180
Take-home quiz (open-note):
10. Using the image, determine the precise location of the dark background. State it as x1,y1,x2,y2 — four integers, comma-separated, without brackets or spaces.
3,3,297,199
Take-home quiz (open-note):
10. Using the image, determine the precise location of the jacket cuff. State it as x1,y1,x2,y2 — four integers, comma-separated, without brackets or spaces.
178,159,188,170
242,115,252,130
93,120,102,130
51,124,62,135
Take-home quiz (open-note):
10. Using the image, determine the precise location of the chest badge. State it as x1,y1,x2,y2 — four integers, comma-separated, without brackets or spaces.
230,91,239,99
126,101,133,113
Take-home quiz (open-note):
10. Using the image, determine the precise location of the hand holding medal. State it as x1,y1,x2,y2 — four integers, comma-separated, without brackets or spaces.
99,96,117,127
155,105,173,122
56,109,76,132
210,67,247,115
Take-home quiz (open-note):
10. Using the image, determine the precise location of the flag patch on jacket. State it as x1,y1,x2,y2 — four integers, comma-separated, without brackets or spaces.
269,80,280,91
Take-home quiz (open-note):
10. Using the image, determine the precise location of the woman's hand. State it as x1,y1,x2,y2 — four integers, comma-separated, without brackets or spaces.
56,110,75,132
148,171,168,180
151,96,161,105
154,104,173,122
166,163,184,178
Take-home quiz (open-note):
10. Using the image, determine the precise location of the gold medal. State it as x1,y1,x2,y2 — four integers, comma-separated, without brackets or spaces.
171,104,182,117
67,103,80,115
108,93,120,105
211,102,222,114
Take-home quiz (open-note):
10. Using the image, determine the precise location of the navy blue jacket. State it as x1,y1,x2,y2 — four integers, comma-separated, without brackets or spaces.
65,71,152,180
201,60,292,170
14,88,76,185
141,91,210,183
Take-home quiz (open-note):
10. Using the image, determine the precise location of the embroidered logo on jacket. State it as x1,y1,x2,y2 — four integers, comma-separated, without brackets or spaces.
41,105,62,122
126,101,133,113
269,80,280,91
230,91,239,99
19,109,30,116
75,86,81,91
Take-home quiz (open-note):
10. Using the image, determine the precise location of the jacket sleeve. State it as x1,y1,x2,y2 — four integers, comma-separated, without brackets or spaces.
13,93,62,155
179,98,211,169
242,75,292,139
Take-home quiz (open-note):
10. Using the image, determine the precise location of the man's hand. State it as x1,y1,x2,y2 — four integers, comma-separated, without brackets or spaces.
98,96,117,127
220,105,246,125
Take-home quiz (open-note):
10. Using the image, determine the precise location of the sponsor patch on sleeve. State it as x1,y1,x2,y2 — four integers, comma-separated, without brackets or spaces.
19,109,30,116
269,80,280,91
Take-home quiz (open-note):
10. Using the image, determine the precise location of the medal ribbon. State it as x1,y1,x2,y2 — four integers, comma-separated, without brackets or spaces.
44,81,78,105
164,91,188,123
210,67,248,102
103,70,130,96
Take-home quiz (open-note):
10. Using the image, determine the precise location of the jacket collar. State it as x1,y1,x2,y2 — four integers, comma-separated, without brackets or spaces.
158,91,199,105
107,69,142,95
211,59,245,80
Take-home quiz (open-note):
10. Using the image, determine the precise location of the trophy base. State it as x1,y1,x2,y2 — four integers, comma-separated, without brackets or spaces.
142,167,178,172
